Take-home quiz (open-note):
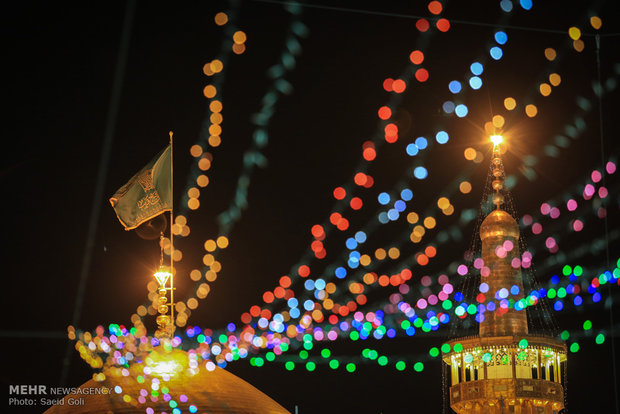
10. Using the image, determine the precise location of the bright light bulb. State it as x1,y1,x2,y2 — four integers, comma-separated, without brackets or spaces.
490,135,504,146
154,267,171,287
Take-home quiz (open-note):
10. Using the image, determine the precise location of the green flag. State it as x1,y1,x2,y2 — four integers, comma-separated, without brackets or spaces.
110,145,172,230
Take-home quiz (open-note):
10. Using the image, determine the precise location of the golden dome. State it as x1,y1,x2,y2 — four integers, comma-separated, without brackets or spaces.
480,209,519,240
45,349,290,414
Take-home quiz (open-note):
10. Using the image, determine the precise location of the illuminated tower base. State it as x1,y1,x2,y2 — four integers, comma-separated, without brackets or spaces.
443,335,566,413
442,139,566,414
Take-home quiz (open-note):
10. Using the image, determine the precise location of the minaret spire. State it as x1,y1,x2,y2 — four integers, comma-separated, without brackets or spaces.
490,135,505,210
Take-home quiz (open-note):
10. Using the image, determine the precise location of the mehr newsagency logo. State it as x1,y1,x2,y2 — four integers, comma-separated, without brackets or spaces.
8,384,113,408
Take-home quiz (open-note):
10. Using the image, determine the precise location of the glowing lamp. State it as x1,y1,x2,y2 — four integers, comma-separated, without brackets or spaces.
154,266,172,287
490,134,504,146
144,348,186,377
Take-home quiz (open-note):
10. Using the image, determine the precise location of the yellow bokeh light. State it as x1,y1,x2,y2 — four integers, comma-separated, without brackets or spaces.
573,39,584,52
203,254,214,266
325,282,337,294
203,63,214,76
205,270,217,282
210,100,223,113
203,85,217,98
209,124,222,136
360,254,371,266
216,236,229,249
190,144,203,157
188,198,200,210
210,59,223,73
464,147,477,161
197,174,210,187
413,225,425,237
539,83,552,97
459,181,472,194
407,212,419,224
187,298,198,310
504,97,516,110
375,248,386,260
590,16,602,30
188,187,200,198
549,73,561,87
388,247,400,259
544,48,556,61
172,223,182,235
233,31,247,44
484,121,495,135
349,282,364,294
210,113,223,125
232,43,246,54
208,135,222,147
197,283,210,299
190,269,201,281
437,197,450,210
363,272,377,285
198,158,211,171
175,215,187,226
492,115,505,128
525,104,538,118
311,310,323,322
568,26,581,40
181,225,190,237
424,216,436,229
172,250,182,262
204,240,216,252
214,12,228,26
443,205,455,215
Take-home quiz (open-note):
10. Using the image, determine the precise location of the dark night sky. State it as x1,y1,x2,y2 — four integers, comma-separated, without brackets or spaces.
2,1,620,413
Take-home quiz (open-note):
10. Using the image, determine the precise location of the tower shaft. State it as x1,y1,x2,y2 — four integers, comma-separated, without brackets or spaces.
479,210,528,337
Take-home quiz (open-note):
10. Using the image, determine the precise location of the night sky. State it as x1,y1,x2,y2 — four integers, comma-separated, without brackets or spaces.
3,1,620,413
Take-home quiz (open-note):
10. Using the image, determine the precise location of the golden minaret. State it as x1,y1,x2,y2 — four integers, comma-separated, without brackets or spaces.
442,136,567,413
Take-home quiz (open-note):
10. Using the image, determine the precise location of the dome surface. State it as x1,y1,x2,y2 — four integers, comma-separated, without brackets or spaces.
480,209,519,241
45,351,290,414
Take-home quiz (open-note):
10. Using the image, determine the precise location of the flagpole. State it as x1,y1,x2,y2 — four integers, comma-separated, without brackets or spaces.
169,131,174,327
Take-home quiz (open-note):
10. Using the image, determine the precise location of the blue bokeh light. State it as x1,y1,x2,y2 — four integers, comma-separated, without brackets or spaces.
495,31,508,45
490,46,503,60
435,131,449,144
455,104,468,117
448,80,462,94
470,62,484,75
413,166,428,179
